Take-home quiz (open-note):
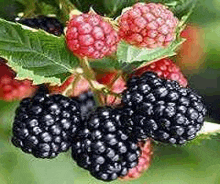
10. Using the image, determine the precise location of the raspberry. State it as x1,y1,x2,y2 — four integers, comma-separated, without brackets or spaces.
11,92,82,158
118,3,178,48
122,72,207,144
71,107,141,181
134,58,188,87
66,13,119,59
16,16,64,36
0,58,37,101
120,140,152,180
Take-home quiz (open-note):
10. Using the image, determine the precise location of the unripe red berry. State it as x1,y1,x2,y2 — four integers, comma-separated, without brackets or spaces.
134,58,188,87
120,139,153,181
0,58,37,101
118,3,178,48
66,13,119,59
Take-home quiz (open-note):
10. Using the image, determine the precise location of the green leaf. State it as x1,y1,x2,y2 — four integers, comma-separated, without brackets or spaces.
70,0,106,15
166,0,198,19
38,2,59,15
16,0,60,18
0,18,79,85
103,0,136,17
15,0,37,17
90,57,119,71
8,59,60,84
117,38,184,66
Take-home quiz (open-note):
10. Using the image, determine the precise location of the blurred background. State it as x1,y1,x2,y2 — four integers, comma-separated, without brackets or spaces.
0,0,220,184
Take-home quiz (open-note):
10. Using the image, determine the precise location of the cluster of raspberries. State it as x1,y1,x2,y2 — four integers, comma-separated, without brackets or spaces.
66,2,179,59
11,71,206,181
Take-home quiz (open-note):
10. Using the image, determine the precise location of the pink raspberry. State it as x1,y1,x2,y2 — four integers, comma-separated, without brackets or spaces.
120,139,153,181
0,58,37,101
134,58,188,87
66,13,119,59
118,3,179,48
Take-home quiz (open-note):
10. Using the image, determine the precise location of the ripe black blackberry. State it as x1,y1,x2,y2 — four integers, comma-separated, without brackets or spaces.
15,16,64,36
122,72,207,144
72,90,96,120
71,107,141,181
11,92,82,158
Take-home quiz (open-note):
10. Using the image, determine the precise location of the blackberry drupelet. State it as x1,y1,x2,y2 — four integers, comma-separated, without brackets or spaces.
16,16,64,36
72,90,96,120
71,107,141,181
11,92,82,158
122,72,207,144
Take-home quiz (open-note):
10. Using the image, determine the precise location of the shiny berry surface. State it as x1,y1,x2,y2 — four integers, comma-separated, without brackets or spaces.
122,72,206,144
12,92,82,158
71,107,140,181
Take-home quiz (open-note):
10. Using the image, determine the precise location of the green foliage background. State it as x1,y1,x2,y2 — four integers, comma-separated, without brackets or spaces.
0,0,220,184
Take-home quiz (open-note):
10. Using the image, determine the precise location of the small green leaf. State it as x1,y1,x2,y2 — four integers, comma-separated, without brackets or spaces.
90,57,119,71
0,18,79,85
117,38,184,65
8,58,60,85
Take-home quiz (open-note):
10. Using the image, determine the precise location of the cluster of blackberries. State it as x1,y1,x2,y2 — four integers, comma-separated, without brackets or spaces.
15,16,64,36
11,72,206,181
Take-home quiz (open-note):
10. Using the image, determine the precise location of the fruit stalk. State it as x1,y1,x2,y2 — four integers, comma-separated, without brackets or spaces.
79,57,104,106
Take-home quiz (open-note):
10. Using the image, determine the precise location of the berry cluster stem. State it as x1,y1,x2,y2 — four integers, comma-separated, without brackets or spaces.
79,57,104,106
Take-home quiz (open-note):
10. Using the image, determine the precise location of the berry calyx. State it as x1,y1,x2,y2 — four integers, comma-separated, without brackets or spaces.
118,3,178,48
134,58,188,87
66,12,119,59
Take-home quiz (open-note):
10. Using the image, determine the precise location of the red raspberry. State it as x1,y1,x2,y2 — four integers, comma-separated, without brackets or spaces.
66,13,119,59
118,3,178,48
134,58,188,87
120,139,153,181
0,58,37,101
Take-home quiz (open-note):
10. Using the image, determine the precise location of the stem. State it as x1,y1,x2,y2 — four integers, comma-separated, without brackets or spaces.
80,57,104,106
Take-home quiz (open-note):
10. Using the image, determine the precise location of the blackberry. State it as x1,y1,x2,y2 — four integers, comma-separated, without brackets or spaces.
11,92,82,158
71,107,140,181
16,16,64,36
122,72,207,144
72,90,96,120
